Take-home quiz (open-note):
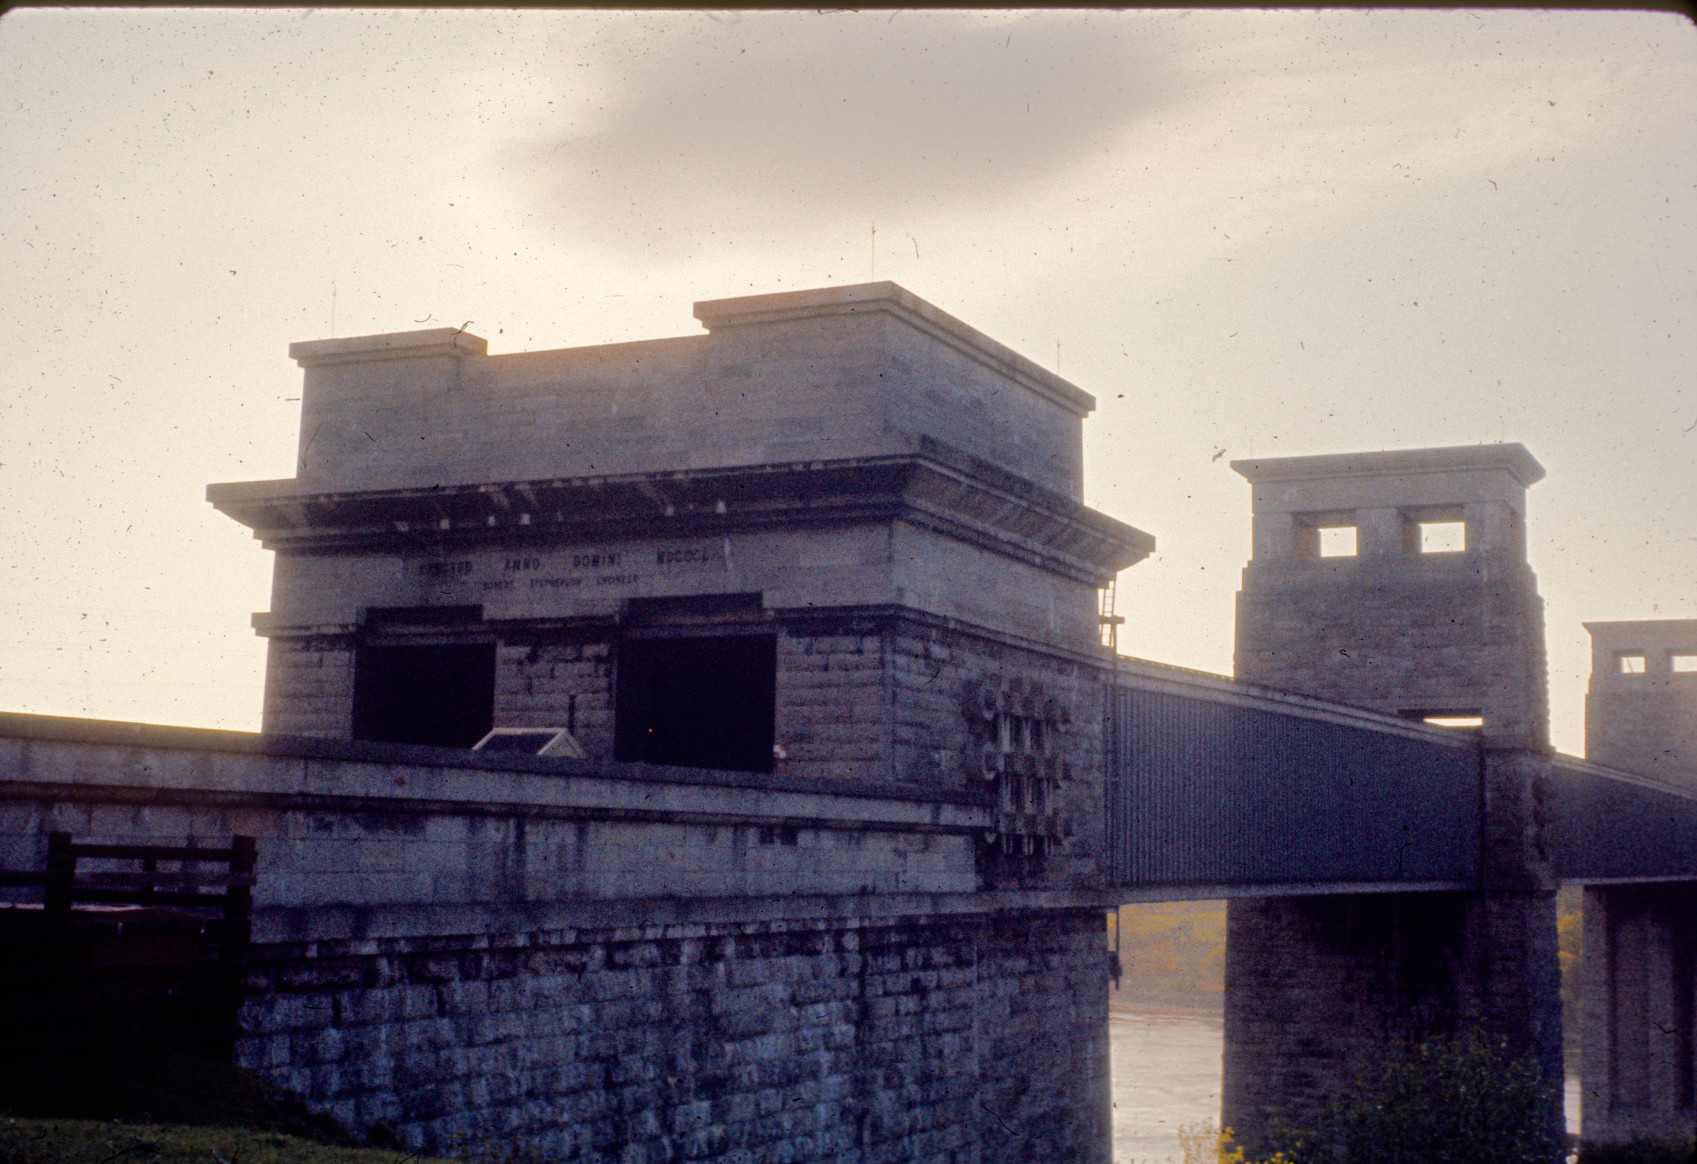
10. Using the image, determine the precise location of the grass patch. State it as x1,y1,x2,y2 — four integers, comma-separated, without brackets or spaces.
0,1115,458,1164
0,1042,356,1145
0,1040,457,1164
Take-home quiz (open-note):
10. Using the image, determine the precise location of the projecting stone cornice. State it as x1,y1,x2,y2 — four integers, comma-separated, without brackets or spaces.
207,442,1154,584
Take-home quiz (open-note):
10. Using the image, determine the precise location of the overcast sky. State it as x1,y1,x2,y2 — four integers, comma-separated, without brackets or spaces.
2,8,1693,756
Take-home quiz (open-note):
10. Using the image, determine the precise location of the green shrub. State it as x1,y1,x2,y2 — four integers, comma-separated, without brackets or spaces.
1266,1030,1562,1164
0,1116,461,1164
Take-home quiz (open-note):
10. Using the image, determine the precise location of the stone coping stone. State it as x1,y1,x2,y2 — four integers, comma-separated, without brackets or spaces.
1231,442,1545,488
0,710,982,809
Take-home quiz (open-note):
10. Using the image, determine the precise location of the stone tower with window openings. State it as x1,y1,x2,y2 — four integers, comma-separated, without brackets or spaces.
1219,443,1564,1156
1230,443,1549,747
208,282,1154,890
1584,619,1697,785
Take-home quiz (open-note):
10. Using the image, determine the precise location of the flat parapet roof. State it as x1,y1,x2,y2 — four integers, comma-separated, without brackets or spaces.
244,282,1101,500
1232,443,1545,488
694,281,1094,415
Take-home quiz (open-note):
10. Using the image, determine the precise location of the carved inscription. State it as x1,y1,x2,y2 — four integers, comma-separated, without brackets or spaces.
405,541,723,597
655,547,712,566
417,560,473,578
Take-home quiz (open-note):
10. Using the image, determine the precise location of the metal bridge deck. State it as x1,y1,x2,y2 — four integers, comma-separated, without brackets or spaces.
1105,659,1697,896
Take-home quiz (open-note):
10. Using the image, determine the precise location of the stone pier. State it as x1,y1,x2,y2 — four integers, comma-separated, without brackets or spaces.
1577,620,1697,1146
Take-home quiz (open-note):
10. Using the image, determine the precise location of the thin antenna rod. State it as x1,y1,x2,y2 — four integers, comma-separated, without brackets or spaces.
870,222,876,280
331,283,337,338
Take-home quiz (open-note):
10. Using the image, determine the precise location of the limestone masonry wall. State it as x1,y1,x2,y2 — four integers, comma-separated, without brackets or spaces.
1234,565,1549,746
0,714,1111,1162
494,640,617,759
240,908,1109,1163
257,609,1109,893
262,635,355,737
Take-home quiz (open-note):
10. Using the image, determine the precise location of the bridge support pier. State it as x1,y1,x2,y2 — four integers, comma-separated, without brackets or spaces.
1222,887,1563,1155
1579,883,1697,1146
1222,742,1565,1156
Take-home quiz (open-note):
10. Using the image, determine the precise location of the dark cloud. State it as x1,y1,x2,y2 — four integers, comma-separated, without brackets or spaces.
500,12,1167,260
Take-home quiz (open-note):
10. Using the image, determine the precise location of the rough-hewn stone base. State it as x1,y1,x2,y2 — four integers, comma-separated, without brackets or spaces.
239,907,1110,1163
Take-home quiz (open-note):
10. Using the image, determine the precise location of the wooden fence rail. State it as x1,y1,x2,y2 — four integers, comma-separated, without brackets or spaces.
0,832,258,1061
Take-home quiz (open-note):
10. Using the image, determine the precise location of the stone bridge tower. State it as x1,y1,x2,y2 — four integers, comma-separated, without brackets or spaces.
211,283,1152,890
1585,619,1697,786
1222,445,1564,1152
208,283,1153,1161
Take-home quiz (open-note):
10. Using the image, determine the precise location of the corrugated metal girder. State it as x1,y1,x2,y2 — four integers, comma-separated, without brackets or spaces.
1106,683,1481,891
1549,757,1697,883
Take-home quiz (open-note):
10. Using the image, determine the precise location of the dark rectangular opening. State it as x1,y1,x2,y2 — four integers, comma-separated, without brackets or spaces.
614,634,776,773
352,642,496,749
625,592,765,627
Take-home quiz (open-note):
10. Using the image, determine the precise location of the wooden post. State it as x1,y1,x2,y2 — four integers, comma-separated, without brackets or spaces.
43,831,74,920
223,835,255,961
216,835,257,1061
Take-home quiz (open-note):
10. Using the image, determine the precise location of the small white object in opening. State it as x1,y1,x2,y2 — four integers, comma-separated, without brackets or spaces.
1318,526,1357,557
1418,521,1466,554
473,727,588,759
1618,653,1648,675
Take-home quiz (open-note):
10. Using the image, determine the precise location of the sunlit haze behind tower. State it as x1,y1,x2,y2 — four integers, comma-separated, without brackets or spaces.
3,8,1694,757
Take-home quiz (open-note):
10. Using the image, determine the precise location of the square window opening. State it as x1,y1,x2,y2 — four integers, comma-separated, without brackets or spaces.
1417,521,1467,554
1671,653,1697,673
1618,653,1648,675
1317,526,1358,558
353,641,496,749
615,634,777,774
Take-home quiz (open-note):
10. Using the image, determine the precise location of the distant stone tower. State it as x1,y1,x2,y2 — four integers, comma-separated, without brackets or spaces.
1221,444,1563,1155
1585,619,1697,784
1231,443,1548,746
1578,621,1697,1144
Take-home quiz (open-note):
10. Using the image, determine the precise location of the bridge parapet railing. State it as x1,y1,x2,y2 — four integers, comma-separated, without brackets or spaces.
1106,659,1482,895
0,710,991,940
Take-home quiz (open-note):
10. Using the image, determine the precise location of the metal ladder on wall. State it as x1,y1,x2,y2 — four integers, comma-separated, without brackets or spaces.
1098,575,1127,985
1098,576,1125,652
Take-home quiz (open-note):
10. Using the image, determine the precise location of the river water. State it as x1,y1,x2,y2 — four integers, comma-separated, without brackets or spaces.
1108,1007,1583,1164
